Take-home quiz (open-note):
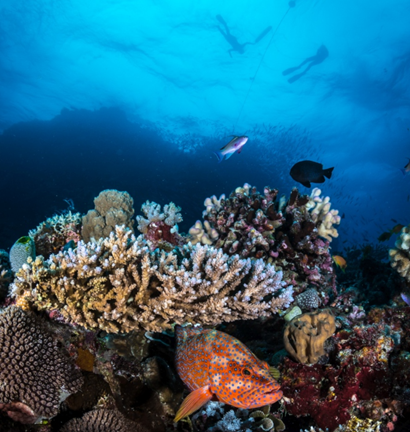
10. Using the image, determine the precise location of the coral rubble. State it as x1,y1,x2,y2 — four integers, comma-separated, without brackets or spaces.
82,190,135,243
0,307,83,424
11,226,293,333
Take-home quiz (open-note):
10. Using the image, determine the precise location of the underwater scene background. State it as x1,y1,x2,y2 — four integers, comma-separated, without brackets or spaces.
1,0,410,431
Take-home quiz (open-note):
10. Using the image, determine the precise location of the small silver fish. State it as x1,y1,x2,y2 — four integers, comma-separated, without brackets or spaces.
401,158,410,176
214,136,248,162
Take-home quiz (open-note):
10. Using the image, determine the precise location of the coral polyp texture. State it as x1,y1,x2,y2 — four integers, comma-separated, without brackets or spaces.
389,224,410,284
29,211,82,258
59,408,144,432
82,189,135,243
136,200,185,250
191,183,340,293
11,226,293,333
0,307,83,424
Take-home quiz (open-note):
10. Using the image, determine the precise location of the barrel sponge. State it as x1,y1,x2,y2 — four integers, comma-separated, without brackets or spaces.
9,236,35,273
82,189,135,242
59,409,146,432
389,224,410,283
0,307,83,423
283,308,336,364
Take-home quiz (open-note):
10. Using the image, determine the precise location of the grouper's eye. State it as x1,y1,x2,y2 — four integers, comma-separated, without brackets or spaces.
242,368,251,376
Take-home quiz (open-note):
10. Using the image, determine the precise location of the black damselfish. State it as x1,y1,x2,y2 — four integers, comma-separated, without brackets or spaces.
290,160,334,188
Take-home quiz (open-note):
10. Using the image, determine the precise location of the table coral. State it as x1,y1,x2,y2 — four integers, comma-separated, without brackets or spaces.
190,183,339,295
0,307,83,424
283,308,336,364
389,224,410,284
82,190,135,243
29,211,82,259
11,226,293,333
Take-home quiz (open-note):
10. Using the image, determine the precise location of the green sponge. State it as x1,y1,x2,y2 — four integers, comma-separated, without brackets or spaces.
9,236,36,273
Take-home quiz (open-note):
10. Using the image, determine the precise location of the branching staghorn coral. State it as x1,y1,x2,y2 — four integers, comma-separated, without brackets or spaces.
11,226,293,333
389,224,410,284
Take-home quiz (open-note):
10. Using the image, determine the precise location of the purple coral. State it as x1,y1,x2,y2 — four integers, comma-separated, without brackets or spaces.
198,184,336,295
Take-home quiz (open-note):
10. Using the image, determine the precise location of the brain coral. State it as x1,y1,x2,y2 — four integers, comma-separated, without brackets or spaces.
59,409,145,432
0,307,83,423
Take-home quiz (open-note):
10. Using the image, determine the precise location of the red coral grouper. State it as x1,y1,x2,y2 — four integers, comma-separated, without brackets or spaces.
174,325,282,422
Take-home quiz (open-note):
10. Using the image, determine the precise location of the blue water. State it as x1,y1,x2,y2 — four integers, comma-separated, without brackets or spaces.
1,0,409,250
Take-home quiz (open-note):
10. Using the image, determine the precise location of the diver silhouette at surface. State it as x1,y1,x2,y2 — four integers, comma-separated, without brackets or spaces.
282,44,329,83
216,14,272,57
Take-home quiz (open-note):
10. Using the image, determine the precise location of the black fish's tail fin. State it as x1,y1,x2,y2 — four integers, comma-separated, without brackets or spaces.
323,167,334,179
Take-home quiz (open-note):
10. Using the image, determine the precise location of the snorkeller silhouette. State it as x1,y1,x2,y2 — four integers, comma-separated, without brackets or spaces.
216,15,272,57
282,44,329,83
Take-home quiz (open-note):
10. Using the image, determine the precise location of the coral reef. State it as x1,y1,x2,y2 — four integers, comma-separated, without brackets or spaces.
389,224,410,285
281,308,410,431
11,226,293,333
191,183,339,294
283,308,336,364
0,307,83,424
59,408,145,432
136,200,185,250
0,250,12,301
9,236,36,273
29,211,82,259
82,190,135,243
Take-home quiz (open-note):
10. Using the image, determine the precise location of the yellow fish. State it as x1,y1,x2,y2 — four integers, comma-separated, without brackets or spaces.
332,255,347,271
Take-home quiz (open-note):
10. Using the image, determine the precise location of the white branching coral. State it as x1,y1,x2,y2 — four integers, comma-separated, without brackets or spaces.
136,201,183,233
306,188,341,241
11,226,292,333
389,224,410,283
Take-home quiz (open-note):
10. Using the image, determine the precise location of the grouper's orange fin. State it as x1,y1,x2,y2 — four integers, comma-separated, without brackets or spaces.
174,386,213,422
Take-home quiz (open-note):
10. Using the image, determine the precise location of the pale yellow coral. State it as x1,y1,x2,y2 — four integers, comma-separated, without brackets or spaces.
188,220,219,245
389,224,410,283
306,188,340,241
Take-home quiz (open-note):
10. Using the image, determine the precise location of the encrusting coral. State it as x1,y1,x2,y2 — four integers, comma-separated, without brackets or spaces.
82,190,135,243
283,308,336,364
136,200,185,250
189,183,340,294
389,224,410,284
0,307,83,424
29,211,82,258
11,225,293,333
